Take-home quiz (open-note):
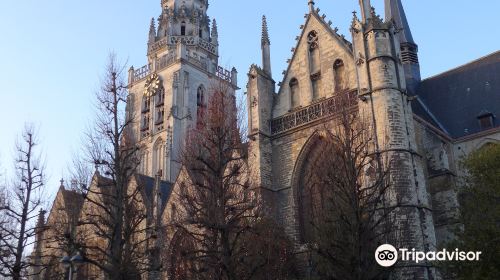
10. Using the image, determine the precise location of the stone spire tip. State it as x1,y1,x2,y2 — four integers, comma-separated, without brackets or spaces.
308,0,315,12
385,0,415,44
261,15,270,45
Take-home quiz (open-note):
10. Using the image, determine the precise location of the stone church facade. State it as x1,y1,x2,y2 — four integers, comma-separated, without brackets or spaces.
246,0,499,279
33,0,500,279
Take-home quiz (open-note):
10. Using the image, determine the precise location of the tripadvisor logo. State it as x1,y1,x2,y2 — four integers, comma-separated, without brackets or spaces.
375,244,482,267
375,244,398,267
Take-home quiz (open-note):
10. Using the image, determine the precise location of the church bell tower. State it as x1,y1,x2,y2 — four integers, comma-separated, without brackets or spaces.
127,0,238,181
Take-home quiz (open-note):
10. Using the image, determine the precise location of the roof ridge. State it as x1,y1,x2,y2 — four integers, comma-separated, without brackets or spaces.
423,50,500,81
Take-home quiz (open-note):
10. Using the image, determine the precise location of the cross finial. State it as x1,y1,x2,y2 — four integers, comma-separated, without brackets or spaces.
60,178,64,187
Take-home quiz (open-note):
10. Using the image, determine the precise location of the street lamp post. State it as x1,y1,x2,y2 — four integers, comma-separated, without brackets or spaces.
60,252,84,280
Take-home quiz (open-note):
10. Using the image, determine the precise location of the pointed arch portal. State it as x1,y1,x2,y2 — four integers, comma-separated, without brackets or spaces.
291,131,335,243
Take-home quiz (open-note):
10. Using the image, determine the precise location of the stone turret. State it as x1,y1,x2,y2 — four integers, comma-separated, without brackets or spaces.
148,18,157,44
160,0,210,39
261,15,272,77
351,5,438,280
247,62,275,213
385,0,421,94
31,209,46,280
211,19,219,45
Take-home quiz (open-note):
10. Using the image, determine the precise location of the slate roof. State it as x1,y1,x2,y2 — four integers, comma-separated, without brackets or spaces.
414,51,500,139
135,174,173,213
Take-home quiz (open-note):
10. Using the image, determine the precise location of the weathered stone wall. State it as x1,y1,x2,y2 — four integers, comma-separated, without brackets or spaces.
273,12,356,116
414,118,459,247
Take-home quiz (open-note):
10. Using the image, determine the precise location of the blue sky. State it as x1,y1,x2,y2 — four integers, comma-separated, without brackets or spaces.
1,0,499,200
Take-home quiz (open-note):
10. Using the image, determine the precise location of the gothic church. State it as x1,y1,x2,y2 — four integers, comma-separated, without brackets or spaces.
34,0,500,279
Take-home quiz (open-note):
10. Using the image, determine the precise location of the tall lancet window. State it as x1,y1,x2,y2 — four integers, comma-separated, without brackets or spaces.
142,96,151,113
141,96,151,134
307,31,320,74
181,21,186,36
290,78,300,109
333,59,346,92
308,31,321,100
155,87,165,128
196,85,206,128
153,140,165,176
156,86,165,106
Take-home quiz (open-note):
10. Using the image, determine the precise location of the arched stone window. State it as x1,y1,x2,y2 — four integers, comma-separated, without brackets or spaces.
333,59,346,92
197,85,205,106
181,21,186,36
196,85,206,128
290,78,300,108
167,230,195,280
308,30,320,74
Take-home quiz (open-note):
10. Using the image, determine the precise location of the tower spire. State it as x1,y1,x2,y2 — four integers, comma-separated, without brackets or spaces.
385,0,420,94
148,17,156,43
261,15,272,77
261,15,270,45
308,0,315,12
385,0,414,44
359,0,372,23
211,18,219,45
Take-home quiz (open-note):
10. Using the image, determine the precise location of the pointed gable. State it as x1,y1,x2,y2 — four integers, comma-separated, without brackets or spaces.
273,9,356,117
45,186,83,226
45,187,68,226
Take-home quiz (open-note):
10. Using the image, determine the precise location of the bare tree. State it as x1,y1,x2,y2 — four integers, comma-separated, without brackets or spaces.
0,124,46,280
168,83,295,280
76,54,147,280
302,112,396,280
36,186,84,280
0,165,9,276
67,152,94,191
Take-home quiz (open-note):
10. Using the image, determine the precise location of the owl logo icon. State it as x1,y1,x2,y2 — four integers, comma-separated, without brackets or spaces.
375,244,398,267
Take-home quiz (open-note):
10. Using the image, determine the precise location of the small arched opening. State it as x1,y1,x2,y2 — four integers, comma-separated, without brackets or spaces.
333,59,346,92
181,21,186,36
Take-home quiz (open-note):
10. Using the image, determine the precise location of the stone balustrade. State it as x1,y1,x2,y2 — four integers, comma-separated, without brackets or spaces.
133,64,151,82
270,90,358,135
215,66,232,82
147,35,218,56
